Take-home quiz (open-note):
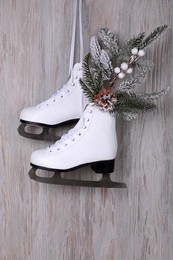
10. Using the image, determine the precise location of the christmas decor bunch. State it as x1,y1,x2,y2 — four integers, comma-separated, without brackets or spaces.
79,25,169,120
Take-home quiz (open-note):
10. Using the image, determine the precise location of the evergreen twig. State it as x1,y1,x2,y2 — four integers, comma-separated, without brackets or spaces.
79,53,102,102
99,28,119,54
90,36,102,67
139,25,168,49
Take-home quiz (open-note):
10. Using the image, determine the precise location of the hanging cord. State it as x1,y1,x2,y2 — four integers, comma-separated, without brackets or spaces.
79,0,84,64
68,0,84,76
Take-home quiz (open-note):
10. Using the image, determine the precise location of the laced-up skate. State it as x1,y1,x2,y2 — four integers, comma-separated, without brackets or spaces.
18,63,85,141
18,0,85,141
28,104,127,188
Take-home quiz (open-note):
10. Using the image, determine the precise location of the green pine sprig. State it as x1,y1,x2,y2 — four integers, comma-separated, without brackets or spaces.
113,91,157,120
139,25,168,49
114,25,168,64
116,32,145,62
79,53,102,102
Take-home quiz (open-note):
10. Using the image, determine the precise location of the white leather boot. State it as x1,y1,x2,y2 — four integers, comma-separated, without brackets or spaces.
30,103,117,169
28,104,127,187
18,63,87,141
18,0,86,142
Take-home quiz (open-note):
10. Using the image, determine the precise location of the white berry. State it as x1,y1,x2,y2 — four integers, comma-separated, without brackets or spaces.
114,67,120,74
121,62,128,71
118,72,125,79
126,68,133,74
131,47,138,55
138,49,145,57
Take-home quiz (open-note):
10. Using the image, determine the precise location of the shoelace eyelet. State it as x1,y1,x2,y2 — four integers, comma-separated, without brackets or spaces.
83,125,87,129
61,95,63,98
89,110,92,113
86,118,90,122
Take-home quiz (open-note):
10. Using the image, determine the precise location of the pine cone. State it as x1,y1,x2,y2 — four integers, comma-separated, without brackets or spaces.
94,88,117,111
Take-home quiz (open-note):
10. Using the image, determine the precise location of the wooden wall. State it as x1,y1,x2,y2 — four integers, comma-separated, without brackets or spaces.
0,0,173,259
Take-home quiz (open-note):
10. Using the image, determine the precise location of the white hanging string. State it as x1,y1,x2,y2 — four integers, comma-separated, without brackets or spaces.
68,0,77,76
79,0,84,64
68,0,84,76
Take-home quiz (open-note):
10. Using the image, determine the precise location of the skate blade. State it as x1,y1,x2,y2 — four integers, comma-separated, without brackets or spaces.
28,166,127,188
18,123,58,142
18,119,79,142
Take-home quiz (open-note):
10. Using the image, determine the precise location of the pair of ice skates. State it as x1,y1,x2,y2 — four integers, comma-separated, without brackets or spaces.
18,24,168,188
18,63,126,188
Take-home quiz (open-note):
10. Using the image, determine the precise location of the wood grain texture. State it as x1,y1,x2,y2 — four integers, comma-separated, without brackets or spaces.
0,0,173,259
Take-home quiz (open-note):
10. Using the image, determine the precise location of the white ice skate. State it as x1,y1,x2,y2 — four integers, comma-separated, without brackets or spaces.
28,104,127,188
18,0,85,142
18,63,85,141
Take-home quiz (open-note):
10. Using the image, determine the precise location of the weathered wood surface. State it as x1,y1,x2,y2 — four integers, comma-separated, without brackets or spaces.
0,0,172,259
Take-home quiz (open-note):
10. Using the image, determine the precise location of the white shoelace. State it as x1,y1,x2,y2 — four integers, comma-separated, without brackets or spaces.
48,105,93,152
48,127,84,153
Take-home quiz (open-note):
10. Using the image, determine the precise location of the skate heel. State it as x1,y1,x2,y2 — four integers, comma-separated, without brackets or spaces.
91,159,115,174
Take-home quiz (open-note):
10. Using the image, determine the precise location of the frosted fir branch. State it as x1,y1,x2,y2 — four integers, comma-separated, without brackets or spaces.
90,36,113,79
100,50,112,70
135,59,154,73
90,36,102,67
116,61,153,93
99,28,119,54
110,57,153,89
116,77,140,93
139,25,168,49
116,112,139,121
99,49,114,80
133,69,151,85
138,87,169,101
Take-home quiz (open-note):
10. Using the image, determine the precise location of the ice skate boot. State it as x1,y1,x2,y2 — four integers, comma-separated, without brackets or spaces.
18,63,85,142
28,104,127,188
18,0,85,141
